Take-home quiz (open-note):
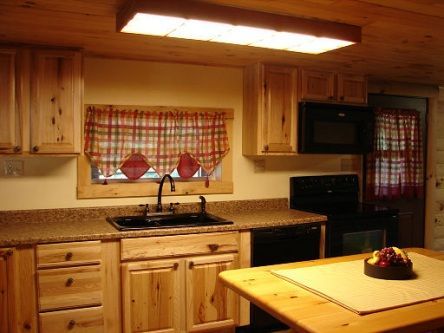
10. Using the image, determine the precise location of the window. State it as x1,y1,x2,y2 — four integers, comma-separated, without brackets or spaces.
77,105,233,199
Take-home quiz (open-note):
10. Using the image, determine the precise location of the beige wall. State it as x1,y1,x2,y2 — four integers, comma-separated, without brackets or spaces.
0,58,359,210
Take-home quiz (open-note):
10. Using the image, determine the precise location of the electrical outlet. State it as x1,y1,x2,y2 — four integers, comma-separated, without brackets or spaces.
3,160,24,176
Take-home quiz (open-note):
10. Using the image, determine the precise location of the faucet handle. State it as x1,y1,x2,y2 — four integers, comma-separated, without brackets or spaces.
138,204,149,216
199,196,206,215
169,202,180,213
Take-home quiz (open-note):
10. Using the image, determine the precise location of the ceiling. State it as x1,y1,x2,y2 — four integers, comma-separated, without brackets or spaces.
1,0,444,86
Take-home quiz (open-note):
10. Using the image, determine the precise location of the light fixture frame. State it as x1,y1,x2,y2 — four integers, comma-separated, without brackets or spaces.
117,0,361,46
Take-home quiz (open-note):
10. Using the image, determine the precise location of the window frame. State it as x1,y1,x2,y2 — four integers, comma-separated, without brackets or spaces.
77,105,233,199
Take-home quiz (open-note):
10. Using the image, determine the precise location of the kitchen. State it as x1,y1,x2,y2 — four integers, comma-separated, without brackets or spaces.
1,0,444,332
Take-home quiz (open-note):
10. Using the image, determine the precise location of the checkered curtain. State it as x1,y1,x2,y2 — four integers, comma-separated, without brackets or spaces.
84,106,229,178
366,108,423,200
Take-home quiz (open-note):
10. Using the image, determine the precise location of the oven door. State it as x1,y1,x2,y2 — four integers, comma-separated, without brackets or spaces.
326,215,398,257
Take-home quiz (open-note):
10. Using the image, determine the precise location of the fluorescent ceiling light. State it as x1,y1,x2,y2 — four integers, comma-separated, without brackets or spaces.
117,0,361,54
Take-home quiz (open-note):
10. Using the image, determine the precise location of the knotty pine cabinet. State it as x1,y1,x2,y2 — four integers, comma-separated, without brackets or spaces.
0,47,82,155
35,240,121,333
243,63,298,156
300,69,367,104
0,247,38,333
120,232,240,333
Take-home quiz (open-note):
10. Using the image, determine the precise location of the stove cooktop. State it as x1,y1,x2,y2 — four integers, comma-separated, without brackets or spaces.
295,202,398,219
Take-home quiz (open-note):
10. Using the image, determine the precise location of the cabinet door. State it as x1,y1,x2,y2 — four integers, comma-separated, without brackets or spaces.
337,73,368,104
185,254,238,332
0,247,38,333
300,69,335,101
122,259,182,333
0,249,13,332
0,50,21,154
30,50,81,154
262,65,297,153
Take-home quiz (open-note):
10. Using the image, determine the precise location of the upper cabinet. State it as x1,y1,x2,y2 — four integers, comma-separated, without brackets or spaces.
30,49,82,154
300,69,367,105
0,47,82,155
243,63,298,156
0,49,21,154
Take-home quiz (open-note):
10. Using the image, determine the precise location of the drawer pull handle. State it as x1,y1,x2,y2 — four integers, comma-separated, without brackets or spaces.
67,319,76,329
66,277,74,286
208,244,219,252
65,252,73,260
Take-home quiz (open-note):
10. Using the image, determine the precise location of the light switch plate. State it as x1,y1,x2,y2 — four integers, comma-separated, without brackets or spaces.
3,159,24,176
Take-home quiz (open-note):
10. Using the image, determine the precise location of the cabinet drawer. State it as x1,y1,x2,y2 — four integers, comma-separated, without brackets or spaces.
38,265,102,311
37,241,102,268
121,232,239,260
39,306,104,333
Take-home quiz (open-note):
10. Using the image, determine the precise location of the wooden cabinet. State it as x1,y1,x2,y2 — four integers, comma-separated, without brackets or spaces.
35,241,121,333
0,47,82,155
122,259,182,333
121,232,240,333
185,254,238,332
0,248,13,332
300,69,367,104
0,247,38,333
0,49,22,154
243,63,298,156
30,49,82,154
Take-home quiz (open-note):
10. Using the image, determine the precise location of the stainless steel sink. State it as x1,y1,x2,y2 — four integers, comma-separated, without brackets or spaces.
107,212,233,231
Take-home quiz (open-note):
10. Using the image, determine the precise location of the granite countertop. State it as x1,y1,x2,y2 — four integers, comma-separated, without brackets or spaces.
0,199,327,247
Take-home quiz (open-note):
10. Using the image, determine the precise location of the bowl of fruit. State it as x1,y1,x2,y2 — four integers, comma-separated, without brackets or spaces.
364,247,413,280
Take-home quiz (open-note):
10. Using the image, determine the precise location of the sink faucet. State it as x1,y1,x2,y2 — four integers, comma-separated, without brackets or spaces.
157,174,175,212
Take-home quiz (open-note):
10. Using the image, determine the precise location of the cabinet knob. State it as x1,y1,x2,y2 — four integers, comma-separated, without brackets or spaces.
23,322,31,330
189,261,194,269
329,96,334,100
13,146,21,153
32,146,39,153
339,96,345,101
66,277,74,286
67,319,76,329
263,145,269,152
173,262,179,270
65,252,73,260
208,244,220,252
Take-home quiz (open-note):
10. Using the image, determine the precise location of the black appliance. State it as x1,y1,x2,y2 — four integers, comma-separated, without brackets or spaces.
298,101,374,154
237,224,320,333
290,174,399,258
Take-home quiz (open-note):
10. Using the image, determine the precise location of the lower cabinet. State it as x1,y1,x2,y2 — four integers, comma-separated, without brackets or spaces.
0,246,38,333
121,232,240,333
185,254,238,332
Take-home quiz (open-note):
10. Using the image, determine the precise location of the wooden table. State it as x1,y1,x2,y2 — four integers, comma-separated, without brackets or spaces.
219,248,444,333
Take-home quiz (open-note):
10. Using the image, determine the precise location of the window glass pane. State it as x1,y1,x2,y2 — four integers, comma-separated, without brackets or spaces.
91,166,220,183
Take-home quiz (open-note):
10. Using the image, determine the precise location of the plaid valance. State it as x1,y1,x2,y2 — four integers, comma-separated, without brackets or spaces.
366,108,423,200
84,106,230,179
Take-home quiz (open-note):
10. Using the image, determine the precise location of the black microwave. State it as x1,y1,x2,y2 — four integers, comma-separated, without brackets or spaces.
298,102,374,154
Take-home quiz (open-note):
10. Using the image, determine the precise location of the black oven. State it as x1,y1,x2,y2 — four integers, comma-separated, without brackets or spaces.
298,102,374,154
326,210,398,257
290,175,399,258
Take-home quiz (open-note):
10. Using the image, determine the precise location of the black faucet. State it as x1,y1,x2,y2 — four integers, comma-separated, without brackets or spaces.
157,174,175,212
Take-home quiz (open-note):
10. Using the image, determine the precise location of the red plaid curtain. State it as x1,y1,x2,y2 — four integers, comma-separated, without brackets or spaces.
366,108,423,200
84,106,230,178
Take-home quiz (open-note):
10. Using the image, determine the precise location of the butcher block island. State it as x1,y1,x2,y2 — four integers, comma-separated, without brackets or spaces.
219,248,444,333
